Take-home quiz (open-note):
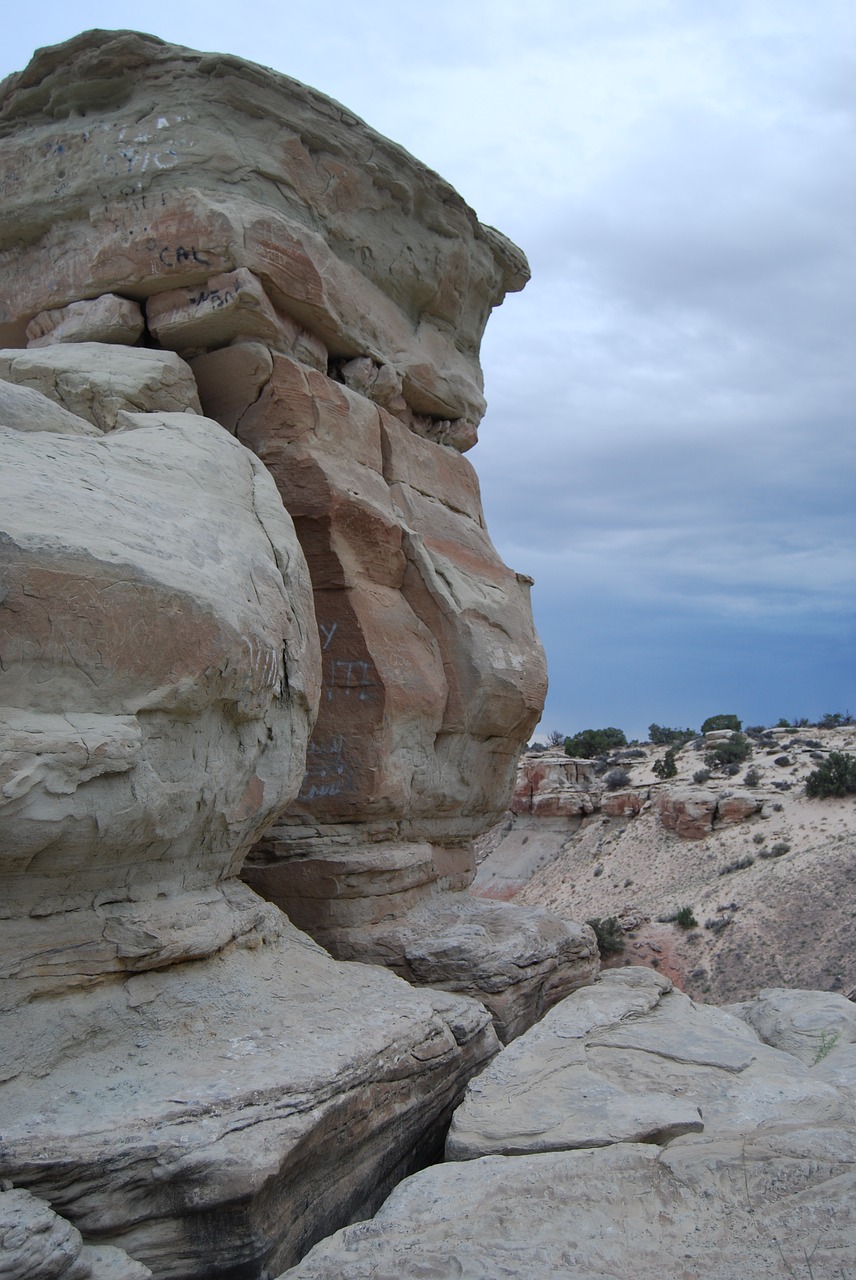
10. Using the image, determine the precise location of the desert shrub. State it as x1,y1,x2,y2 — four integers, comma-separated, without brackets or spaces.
774,755,791,767
675,906,697,929
772,780,791,791
723,762,741,776
745,725,767,738
705,916,732,935
648,723,694,746
587,916,625,955
693,768,711,785
743,767,761,787
752,831,766,845
805,751,856,798
818,711,854,729
759,841,791,859
604,767,631,791
547,729,566,747
615,748,646,760
565,727,628,759
718,855,754,875
652,749,678,780
706,734,752,768
701,714,742,734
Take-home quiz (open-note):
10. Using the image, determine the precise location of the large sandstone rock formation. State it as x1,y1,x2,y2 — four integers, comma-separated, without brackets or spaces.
0,30,596,1039
284,974,856,1277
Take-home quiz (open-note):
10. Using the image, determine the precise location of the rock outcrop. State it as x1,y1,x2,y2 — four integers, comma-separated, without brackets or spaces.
284,973,856,1277
0,344,499,1278
0,28,600,1276
0,29,592,1038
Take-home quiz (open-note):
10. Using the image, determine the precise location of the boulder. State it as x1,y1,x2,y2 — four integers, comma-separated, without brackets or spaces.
25,294,144,347
279,1131,856,1278
0,378,99,435
1,410,318,984
0,1186,151,1279
446,968,848,1160
653,786,718,837
0,344,201,430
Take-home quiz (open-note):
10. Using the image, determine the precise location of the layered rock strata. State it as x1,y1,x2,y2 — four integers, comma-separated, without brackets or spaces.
283,974,856,1277
0,30,590,1036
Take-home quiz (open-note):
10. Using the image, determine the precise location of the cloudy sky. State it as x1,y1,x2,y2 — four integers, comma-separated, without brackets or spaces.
4,1,855,741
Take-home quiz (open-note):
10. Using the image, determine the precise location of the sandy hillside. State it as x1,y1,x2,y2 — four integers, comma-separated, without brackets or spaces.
474,726,856,1003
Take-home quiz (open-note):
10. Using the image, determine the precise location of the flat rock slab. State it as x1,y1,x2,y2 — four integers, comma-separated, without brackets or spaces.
280,1130,856,1278
446,968,848,1160
0,916,498,1280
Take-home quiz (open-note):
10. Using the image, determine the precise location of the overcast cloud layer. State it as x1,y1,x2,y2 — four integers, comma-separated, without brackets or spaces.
4,1,854,740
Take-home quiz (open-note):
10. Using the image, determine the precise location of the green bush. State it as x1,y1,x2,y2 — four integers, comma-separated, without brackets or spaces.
587,916,625,955
706,733,752,768
675,906,698,929
648,723,694,746
701,714,742,734
565,727,628,759
805,751,856,798
652,748,678,780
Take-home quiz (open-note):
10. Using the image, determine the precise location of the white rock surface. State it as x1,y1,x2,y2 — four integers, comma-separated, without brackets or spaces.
0,379,100,435
280,1130,856,1278
284,975,856,1276
25,294,144,347
0,345,201,430
446,969,850,1161
0,1186,152,1278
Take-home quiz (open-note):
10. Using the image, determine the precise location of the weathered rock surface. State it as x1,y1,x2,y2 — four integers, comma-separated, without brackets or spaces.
446,968,849,1159
0,378,99,435
280,1131,856,1278
25,294,144,348
1,406,318,986
284,975,856,1278
2,918,498,1280
0,1186,152,1279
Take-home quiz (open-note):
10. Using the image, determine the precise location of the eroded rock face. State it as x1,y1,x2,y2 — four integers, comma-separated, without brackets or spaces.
512,752,599,817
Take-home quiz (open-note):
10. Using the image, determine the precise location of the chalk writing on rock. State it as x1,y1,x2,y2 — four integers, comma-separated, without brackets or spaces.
158,245,211,268
188,288,234,309
324,658,373,702
299,734,353,800
318,622,338,651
